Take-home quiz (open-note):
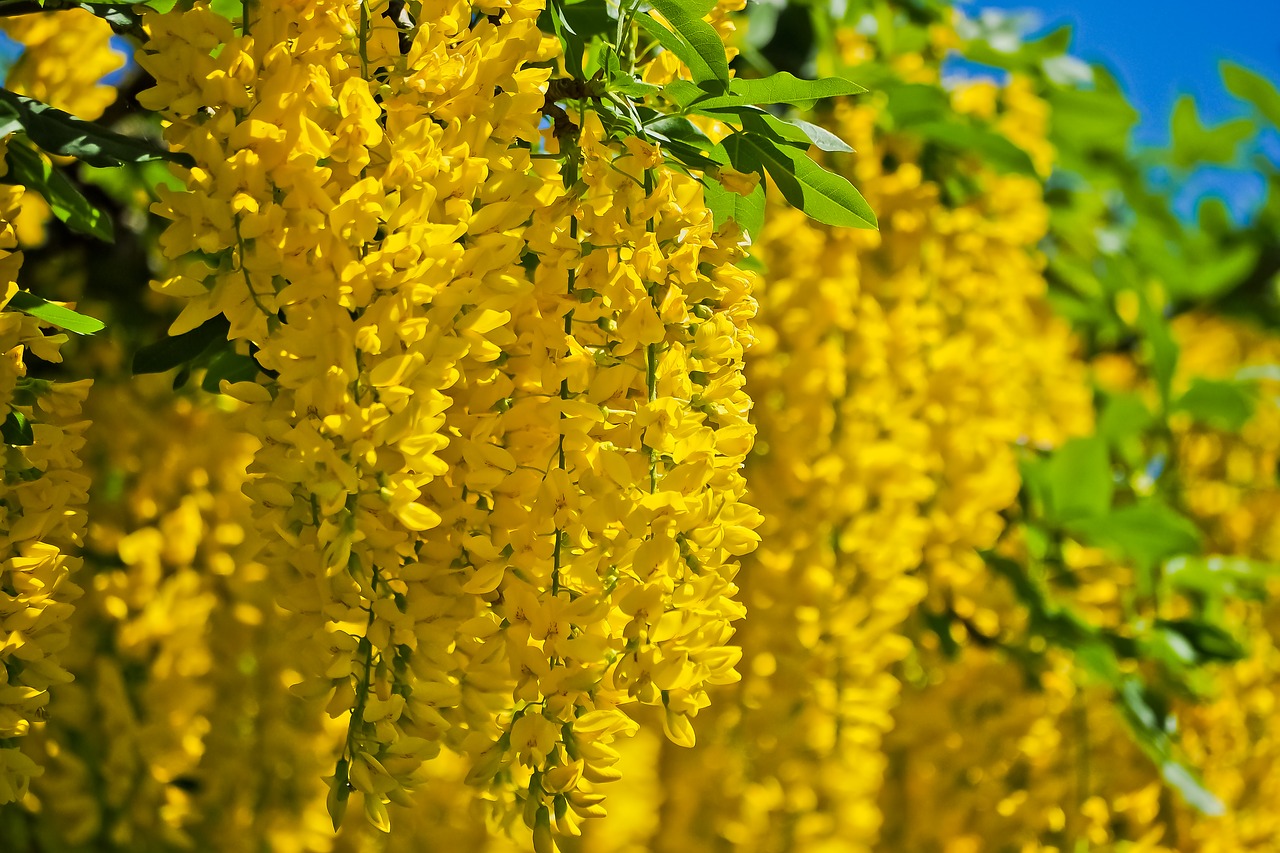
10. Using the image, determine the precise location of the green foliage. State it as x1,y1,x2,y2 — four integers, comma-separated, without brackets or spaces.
1221,61,1280,129
541,0,875,237
722,129,877,228
1,409,32,446
1169,95,1253,170
642,0,730,89
1173,377,1257,431
7,290,104,335
0,88,192,168
2,137,113,242
133,315,232,376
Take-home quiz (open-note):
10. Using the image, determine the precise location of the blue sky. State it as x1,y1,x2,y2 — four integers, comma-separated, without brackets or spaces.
959,0,1280,218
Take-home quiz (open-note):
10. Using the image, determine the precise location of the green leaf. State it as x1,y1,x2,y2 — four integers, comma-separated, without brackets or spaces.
1114,677,1225,816
1069,501,1202,585
881,83,951,127
748,112,853,153
1046,82,1138,155
702,175,765,237
1,410,33,446
1040,436,1114,522
1168,242,1259,301
133,315,231,375
7,290,104,335
0,88,192,168
1172,377,1257,432
1221,61,1280,128
722,131,876,230
201,349,262,393
963,22,1073,73
677,72,866,111
1164,555,1280,599
911,120,1038,176
784,118,853,153
642,0,729,89
1096,392,1154,445
540,0,616,79
1169,95,1253,170
644,114,726,170
2,138,113,242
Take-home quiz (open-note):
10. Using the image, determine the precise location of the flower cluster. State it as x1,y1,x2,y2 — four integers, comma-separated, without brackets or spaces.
0,144,91,805
615,39,1093,853
137,1,757,844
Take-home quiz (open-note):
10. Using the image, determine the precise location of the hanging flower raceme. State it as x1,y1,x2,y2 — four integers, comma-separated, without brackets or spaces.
635,36,1092,851
0,143,90,805
440,106,758,849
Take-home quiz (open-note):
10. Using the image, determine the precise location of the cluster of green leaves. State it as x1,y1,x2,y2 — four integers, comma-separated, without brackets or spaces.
540,0,878,236
733,0,1043,210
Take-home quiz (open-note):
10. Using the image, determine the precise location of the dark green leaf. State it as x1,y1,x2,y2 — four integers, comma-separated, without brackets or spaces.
2,138,113,242
540,0,615,79
133,315,231,375
201,349,262,393
723,131,876,229
1173,377,1257,432
1,410,33,446
7,290,105,335
0,88,192,169
642,0,729,89
645,114,717,151
1155,618,1247,663
640,114,726,170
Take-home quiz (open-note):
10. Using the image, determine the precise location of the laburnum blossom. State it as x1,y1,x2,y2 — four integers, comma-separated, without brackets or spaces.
635,28,1093,853
440,107,758,847
138,0,757,845
0,142,91,805
138,0,554,832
